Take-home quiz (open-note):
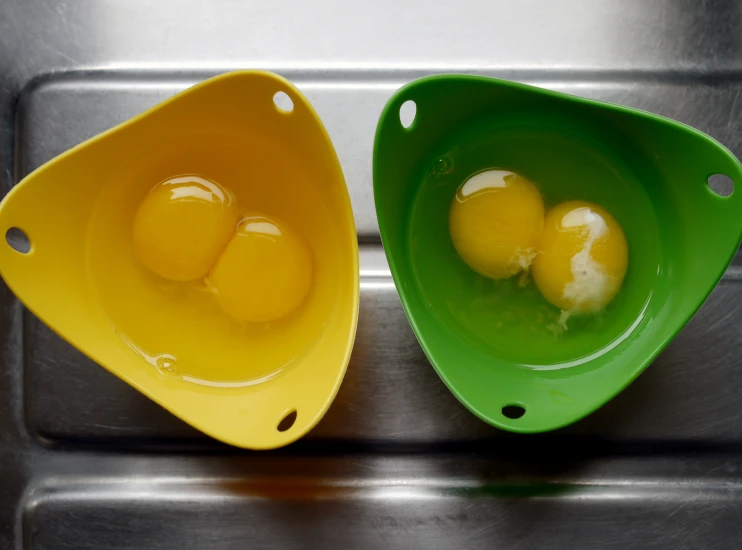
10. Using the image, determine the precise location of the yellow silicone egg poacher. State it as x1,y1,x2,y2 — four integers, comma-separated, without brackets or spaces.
0,71,360,449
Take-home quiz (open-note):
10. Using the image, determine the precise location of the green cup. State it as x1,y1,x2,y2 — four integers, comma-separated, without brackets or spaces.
373,74,742,433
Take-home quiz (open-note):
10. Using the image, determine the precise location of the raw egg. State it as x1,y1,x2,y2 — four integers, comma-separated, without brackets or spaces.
208,215,313,324
532,200,628,323
449,170,544,279
132,175,239,281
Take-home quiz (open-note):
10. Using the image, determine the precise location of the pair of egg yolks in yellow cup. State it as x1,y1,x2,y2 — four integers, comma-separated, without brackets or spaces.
449,170,629,325
132,176,312,324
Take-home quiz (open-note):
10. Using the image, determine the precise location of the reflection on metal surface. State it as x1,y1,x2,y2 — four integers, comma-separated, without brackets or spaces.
4,0,742,548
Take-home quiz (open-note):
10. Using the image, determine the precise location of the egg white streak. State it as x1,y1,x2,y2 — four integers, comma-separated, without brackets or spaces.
512,246,538,272
559,208,616,329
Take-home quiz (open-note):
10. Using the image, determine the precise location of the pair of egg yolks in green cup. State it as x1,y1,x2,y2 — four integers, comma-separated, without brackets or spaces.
132,175,312,324
449,170,629,326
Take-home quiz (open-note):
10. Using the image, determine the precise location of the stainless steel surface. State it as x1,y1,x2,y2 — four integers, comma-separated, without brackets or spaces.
2,0,742,548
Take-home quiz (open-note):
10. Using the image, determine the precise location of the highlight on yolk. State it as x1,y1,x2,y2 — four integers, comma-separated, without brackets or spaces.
208,215,313,324
132,175,239,281
449,170,544,279
532,200,628,326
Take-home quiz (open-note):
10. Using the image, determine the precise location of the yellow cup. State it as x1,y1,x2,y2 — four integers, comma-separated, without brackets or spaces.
0,71,359,449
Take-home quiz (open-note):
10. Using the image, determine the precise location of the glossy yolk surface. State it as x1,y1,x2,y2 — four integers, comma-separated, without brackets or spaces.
532,200,628,315
208,215,313,324
132,175,239,281
449,170,544,279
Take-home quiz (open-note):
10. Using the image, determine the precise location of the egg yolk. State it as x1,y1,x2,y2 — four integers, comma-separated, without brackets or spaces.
532,201,628,319
208,215,313,324
132,175,239,281
449,170,544,279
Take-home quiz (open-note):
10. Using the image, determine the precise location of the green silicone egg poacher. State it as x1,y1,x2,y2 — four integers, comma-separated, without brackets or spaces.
373,74,742,433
